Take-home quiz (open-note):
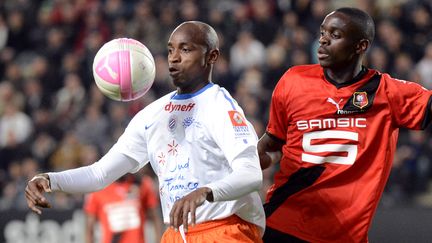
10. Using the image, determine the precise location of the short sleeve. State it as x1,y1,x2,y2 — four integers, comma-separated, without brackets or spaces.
385,75,432,129
111,111,149,172
208,92,259,164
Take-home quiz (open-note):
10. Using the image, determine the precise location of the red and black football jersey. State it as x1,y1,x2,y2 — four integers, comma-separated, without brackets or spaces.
265,64,432,242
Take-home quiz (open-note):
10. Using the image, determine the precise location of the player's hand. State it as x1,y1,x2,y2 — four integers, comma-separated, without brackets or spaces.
25,173,52,215
169,187,213,233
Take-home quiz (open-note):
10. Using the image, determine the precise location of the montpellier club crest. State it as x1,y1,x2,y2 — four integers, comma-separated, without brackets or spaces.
168,114,177,132
352,92,368,109
228,110,250,138
228,111,247,126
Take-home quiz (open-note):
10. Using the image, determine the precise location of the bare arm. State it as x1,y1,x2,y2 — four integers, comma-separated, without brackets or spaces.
258,133,284,170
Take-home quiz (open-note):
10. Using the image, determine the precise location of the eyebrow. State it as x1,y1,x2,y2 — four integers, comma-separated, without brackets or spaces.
320,23,346,32
167,42,191,47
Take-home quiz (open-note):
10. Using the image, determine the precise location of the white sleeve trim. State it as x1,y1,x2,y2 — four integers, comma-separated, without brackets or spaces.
204,151,262,201
48,149,140,193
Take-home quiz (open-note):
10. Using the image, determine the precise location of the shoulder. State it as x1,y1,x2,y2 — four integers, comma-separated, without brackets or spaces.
380,72,428,91
200,85,248,124
285,64,322,77
288,64,322,74
377,72,432,105
272,64,321,94
277,64,322,85
204,84,240,111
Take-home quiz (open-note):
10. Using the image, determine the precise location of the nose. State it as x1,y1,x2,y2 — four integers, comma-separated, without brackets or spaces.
168,49,180,63
318,34,329,46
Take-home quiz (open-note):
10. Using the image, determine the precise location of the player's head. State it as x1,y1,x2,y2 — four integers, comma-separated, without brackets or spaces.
167,21,220,94
317,7,375,69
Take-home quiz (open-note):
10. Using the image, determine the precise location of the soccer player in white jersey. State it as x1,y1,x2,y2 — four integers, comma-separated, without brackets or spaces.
25,21,265,242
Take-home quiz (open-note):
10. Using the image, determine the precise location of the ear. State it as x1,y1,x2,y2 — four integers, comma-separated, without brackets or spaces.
356,39,370,54
207,49,220,65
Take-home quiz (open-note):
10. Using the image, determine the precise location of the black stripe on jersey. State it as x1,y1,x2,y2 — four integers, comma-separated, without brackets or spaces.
421,96,432,129
324,66,368,88
264,165,325,217
337,73,381,115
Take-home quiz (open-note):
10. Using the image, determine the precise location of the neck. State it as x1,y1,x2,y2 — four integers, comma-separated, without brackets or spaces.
177,80,211,94
325,63,363,84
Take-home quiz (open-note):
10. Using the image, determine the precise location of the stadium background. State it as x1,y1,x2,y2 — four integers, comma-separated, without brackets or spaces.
0,0,432,242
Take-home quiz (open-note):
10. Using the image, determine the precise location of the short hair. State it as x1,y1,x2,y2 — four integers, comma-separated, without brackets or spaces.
335,7,375,43
193,21,219,50
178,21,219,50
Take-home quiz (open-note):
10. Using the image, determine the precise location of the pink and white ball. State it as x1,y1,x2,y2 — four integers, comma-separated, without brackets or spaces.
92,38,155,101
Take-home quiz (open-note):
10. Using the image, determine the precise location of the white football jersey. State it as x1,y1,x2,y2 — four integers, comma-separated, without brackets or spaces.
112,83,265,233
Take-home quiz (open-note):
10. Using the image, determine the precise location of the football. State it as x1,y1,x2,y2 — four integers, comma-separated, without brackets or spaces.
92,38,155,101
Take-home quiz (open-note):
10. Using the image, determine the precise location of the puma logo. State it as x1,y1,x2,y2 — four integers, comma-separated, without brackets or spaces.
327,98,343,111
98,55,118,79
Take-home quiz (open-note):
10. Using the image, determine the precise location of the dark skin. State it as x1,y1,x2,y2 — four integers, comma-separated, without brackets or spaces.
317,11,369,83
25,21,221,234
25,173,51,214
168,22,219,94
259,11,372,169
167,22,220,233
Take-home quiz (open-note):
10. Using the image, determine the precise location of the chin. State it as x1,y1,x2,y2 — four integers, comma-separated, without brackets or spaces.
170,76,181,85
318,61,329,68
171,79,186,90
318,60,333,69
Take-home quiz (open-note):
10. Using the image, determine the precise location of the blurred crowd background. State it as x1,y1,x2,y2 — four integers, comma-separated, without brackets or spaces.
1,0,432,217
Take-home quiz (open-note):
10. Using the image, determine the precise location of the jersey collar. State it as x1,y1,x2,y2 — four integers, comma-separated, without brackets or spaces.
171,83,214,100
324,66,368,88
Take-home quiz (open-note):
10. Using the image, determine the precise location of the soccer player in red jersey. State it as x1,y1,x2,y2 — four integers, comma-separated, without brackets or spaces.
258,7,432,243
84,174,162,243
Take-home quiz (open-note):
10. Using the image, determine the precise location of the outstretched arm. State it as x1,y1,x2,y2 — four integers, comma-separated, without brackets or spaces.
48,151,138,193
25,150,140,214
258,133,284,170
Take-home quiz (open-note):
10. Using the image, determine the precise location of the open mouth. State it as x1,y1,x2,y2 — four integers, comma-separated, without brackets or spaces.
169,67,180,76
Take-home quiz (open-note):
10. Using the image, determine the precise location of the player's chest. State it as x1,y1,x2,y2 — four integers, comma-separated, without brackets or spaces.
289,81,380,120
286,79,392,136
145,106,212,160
